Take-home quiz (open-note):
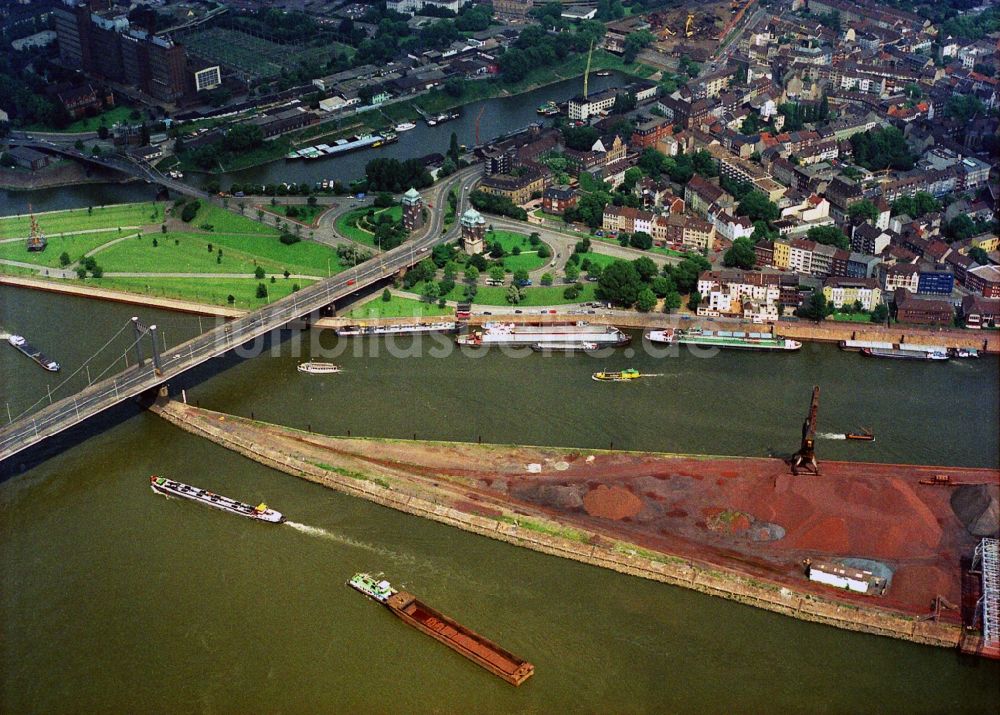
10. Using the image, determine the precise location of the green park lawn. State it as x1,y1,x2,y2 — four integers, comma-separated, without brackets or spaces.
347,295,454,319
88,276,313,310
265,204,326,226
828,312,874,323
334,205,403,247
0,230,129,268
486,230,550,272
64,106,138,133
0,203,163,239
189,202,279,235
573,252,618,270
95,232,343,277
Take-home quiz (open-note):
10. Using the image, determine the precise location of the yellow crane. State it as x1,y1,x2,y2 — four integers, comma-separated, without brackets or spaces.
685,11,695,37
583,40,594,99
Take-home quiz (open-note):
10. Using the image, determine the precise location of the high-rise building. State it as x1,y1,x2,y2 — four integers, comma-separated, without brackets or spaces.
147,35,188,103
53,0,92,71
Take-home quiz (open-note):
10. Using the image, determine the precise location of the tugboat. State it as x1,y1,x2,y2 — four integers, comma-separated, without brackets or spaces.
592,368,642,382
349,572,398,603
297,362,341,374
7,334,60,371
149,476,285,523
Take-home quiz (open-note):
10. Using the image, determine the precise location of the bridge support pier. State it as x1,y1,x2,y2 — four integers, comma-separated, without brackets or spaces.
132,317,145,367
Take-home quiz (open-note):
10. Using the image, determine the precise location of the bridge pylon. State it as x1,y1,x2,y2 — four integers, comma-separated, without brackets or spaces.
131,316,163,375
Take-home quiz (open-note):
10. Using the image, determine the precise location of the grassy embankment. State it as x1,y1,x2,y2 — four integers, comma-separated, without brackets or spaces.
0,200,347,309
261,204,327,226
486,230,550,272
412,281,598,306
0,203,162,239
333,205,402,247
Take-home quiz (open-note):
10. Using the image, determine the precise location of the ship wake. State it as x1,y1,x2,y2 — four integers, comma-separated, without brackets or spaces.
284,521,413,562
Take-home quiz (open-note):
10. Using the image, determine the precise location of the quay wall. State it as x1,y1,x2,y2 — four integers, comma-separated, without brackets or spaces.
152,400,964,650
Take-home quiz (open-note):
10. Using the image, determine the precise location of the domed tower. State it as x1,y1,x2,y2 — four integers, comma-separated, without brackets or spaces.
401,187,425,232
460,208,486,255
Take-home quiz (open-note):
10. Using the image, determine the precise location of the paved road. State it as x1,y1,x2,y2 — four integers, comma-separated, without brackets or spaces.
0,167,478,463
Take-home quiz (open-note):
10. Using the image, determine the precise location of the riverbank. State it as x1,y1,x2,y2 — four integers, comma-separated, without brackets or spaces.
0,162,132,192
153,399,996,650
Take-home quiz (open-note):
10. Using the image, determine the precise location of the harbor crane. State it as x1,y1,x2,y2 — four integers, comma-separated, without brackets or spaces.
583,40,594,99
791,385,821,475
685,11,695,37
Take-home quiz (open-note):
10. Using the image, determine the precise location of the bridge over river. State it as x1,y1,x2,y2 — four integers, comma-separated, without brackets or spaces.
0,165,481,463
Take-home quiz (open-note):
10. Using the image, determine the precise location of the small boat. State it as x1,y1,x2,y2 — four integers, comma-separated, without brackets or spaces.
592,368,642,382
149,476,284,523
952,348,979,358
536,100,560,116
531,341,600,352
845,428,875,441
298,362,341,374
595,70,612,76
395,122,416,132
8,334,60,372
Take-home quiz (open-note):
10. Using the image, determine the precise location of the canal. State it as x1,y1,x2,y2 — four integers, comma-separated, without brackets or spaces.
2,285,998,713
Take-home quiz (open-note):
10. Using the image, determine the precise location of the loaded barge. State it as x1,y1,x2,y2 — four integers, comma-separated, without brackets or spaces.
458,322,628,347
335,321,458,337
646,328,801,351
349,573,534,686
149,476,284,523
7,334,60,371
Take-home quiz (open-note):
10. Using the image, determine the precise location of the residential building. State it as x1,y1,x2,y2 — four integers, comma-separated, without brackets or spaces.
541,186,577,215
696,269,781,322
387,0,469,14
882,263,919,293
478,169,547,205
850,223,890,256
893,288,953,326
960,295,1000,329
916,270,954,296
965,265,1000,298
823,277,882,311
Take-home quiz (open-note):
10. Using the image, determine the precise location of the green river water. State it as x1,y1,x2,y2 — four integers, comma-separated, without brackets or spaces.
2,286,999,713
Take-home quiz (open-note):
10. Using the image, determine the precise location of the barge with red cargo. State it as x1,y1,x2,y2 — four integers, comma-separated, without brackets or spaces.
349,573,534,686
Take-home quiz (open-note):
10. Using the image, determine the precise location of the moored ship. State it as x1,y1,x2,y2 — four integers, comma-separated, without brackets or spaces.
149,476,284,523
426,111,460,126
394,122,416,132
458,322,629,347
536,100,560,116
645,328,801,351
531,341,600,352
348,573,534,686
336,321,458,337
7,334,60,371
861,347,948,361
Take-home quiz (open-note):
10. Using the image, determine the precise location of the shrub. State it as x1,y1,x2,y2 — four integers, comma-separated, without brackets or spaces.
180,200,200,222
256,283,268,299
279,233,301,245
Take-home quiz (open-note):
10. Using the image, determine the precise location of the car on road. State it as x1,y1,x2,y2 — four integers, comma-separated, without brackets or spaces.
515,279,532,287
514,309,523,314
347,279,356,285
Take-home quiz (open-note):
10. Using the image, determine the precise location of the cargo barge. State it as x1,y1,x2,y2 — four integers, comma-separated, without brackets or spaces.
335,321,458,337
149,476,284,523
458,322,629,347
646,328,800,351
426,111,460,126
7,334,60,371
348,573,534,686
285,132,396,160
861,347,948,361
531,340,600,351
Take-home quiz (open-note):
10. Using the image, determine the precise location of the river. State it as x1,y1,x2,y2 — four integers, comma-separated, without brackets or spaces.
2,283,998,714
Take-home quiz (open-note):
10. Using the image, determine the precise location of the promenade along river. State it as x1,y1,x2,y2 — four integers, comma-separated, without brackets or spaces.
2,286,998,713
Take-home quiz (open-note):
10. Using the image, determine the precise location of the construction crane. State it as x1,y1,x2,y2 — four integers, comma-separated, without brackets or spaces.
791,385,820,476
583,40,594,99
685,11,695,38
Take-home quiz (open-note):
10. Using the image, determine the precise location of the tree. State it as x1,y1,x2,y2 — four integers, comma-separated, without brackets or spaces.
650,275,674,297
687,291,701,312
74,139,84,150
636,287,657,312
632,256,658,282
970,246,989,265
464,265,479,283
505,284,523,304
59,251,71,267
488,265,505,282
541,272,553,286
382,288,392,302
565,262,580,282
871,303,888,324
629,231,653,250
598,260,642,306
849,126,914,171
806,225,849,249
537,243,551,259
723,237,756,269
795,290,828,321
847,199,878,224
945,215,977,241
254,265,266,280
227,294,236,305
670,254,710,294
663,291,682,313
256,283,268,299
736,191,779,224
